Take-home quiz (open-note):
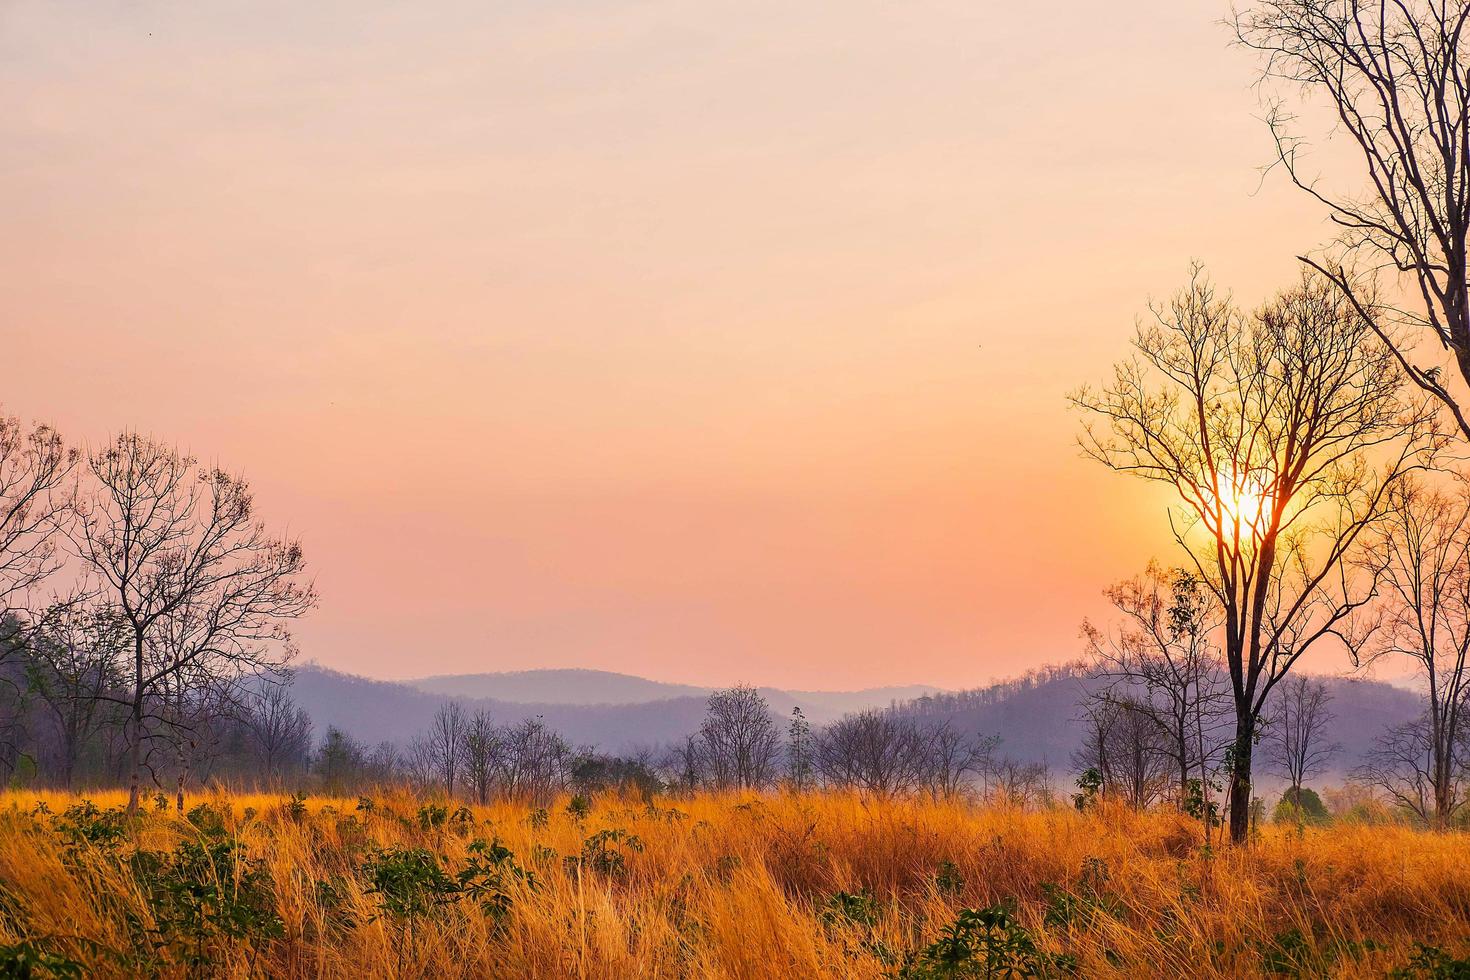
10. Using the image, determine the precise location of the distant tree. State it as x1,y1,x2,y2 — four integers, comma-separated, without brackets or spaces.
917,720,987,800
1265,675,1340,825
1357,714,1469,824
1084,562,1232,815
495,717,572,805
1072,698,1172,810
74,433,316,813
239,680,312,785
0,411,76,773
462,709,498,804
1235,1,1470,438
786,707,813,791
1358,479,1470,827
1074,269,1441,841
691,685,782,791
813,710,928,796
0,410,75,621
419,701,467,797
315,726,368,794
24,600,127,788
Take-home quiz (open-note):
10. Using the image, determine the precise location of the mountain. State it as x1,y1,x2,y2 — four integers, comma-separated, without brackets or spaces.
292,665,945,750
291,662,1424,781
407,669,708,705
888,664,1423,782
404,669,946,720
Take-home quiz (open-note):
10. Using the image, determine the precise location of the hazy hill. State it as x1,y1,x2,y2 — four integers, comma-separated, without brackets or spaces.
404,669,945,720
889,665,1423,781
293,665,944,750
294,662,1424,779
408,669,708,705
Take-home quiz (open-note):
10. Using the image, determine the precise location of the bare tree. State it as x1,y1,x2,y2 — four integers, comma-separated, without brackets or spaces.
0,412,76,769
462,709,499,805
812,710,929,796
1358,478,1470,825
0,410,76,620
495,716,572,805
1235,1,1470,437
239,680,312,786
25,600,127,788
918,719,987,800
690,685,782,791
74,433,316,813
1074,269,1441,841
1358,712,1470,821
1072,698,1174,810
316,726,369,794
1084,563,1233,813
1265,675,1341,822
420,701,467,798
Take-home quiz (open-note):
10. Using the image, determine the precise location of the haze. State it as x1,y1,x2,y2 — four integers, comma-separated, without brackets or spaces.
1,1,1335,688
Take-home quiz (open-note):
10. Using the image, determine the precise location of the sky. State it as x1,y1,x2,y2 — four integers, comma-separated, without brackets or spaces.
1,1,1351,689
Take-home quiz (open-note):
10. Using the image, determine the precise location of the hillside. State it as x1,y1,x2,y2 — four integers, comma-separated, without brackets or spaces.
295,662,1424,781
890,664,1423,780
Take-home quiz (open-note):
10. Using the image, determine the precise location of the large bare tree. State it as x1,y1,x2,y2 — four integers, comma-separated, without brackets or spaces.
1357,477,1470,825
75,433,315,813
1236,1,1470,436
1074,268,1441,841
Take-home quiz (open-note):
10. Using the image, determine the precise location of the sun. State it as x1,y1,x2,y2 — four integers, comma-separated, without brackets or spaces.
1212,469,1270,535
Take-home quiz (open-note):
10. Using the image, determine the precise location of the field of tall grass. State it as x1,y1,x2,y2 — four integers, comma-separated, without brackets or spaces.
0,788,1467,978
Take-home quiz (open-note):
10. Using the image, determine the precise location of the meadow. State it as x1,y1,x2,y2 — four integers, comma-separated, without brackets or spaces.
0,789,1467,978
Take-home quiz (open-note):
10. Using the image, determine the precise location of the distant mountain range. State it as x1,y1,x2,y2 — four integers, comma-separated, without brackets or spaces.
291,664,945,751
292,662,1424,780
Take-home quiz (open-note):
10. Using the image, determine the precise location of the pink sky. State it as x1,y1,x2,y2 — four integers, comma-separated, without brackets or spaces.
2,2,1349,688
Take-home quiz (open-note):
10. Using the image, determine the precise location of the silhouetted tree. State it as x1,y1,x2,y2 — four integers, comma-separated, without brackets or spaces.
1236,1,1470,437
1358,479,1470,826
74,433,316,813
1074,268,1441,841
813,710,928,796
25,601,127,788
787,707,813,791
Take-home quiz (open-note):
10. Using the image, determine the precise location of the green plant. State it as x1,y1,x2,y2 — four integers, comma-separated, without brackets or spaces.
457,839,536,923
565,795,592,822
568,828,643,881
935,861,965,896
1392,944,1470,979
130,839,283,970
822,890,877,928
416,804,448,831
185,802,228,838
1072,768,1102,811
48,800,129,853
900,905,1072,978
0,939,85,979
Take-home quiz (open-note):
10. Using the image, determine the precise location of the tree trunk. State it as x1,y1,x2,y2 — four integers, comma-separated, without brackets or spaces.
1227,726,1253,844
126,634,144,816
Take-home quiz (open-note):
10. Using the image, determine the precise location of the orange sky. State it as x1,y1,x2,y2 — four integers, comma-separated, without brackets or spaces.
2,1,1347,689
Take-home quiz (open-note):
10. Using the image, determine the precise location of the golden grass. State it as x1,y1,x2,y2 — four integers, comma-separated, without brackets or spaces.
0,788,1467,978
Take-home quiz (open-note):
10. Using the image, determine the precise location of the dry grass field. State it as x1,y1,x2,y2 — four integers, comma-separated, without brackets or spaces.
0,788,1467,978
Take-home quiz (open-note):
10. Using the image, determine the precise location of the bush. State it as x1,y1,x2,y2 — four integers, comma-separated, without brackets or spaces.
1273,788,1329,826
